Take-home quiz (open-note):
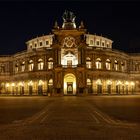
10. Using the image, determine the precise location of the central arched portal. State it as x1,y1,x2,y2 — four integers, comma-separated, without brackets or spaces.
64,73,76,95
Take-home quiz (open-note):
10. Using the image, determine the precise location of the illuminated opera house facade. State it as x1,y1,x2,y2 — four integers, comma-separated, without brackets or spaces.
0,11,140,96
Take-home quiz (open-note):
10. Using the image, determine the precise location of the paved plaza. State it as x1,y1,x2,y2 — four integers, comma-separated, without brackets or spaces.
0,96,140,140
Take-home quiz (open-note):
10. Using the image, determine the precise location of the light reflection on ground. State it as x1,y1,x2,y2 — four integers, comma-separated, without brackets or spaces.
0,95,139,140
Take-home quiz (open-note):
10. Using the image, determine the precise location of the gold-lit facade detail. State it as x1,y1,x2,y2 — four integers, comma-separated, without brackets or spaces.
0,11,139,96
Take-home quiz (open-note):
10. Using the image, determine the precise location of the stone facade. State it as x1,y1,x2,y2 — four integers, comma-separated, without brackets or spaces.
0,11,140,96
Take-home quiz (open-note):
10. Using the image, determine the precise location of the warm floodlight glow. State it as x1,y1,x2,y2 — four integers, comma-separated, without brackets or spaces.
39,80,44,85
64,73,76,95
73,82,76,89
96,79,102,85
11,83,15,87
87,79,92,85
106,59,111,70
107,80,112,85
64,82,67,89
48,79,53,86
28,81,33,86
38,59,44,70
96,58,102,69
6,83,9,87
61,52,78,66
116,81,122,85
125,81,129,85
19,82,24,86
130,81,135,86
28,60,34,71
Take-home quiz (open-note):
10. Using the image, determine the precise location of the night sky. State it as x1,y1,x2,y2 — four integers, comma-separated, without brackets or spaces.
0,1,140,55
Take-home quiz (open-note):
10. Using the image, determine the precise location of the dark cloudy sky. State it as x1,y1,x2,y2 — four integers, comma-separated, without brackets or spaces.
0,1,140,54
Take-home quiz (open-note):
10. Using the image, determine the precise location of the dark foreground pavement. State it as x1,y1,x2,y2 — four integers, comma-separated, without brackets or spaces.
0,96,140,140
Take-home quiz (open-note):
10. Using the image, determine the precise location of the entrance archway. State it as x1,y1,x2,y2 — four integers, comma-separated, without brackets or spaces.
64,73,76,95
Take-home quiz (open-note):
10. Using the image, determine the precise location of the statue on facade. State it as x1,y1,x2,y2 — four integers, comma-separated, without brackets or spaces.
62,10,76,23
62,10,76,29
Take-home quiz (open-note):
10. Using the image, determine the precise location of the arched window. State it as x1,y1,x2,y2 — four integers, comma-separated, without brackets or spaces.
48,58,53,69
96,79,102,94
125,81,129,94
87,78,92,85
114,60,118,71
28,80,33,86
90,40,94,46
0,64,5,73
19,82,24,95
96,79,102,85
106,59,111,70
102,41,105,47
96,40,100,46
121,62,125,72
15,63,19,73
87,78,92,93
38,80,44,95
11,82,15,95
135,63,139,71
107,80,112,94
107,80,112,85
21,61,25,72
38,59,44,70
38,80,44,86
130,81,135,94
96,58,102,69
106,43,110,48
48,79,53,86
86,57,92,69
48,79,53,94
28,60,34,71
116,81,121,94
28,81,33,95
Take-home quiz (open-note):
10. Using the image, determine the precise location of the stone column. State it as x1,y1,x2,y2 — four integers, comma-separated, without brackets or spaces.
78,48,81,65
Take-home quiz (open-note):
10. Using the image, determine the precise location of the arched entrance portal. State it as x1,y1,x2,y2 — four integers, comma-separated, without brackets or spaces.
64,73,76,95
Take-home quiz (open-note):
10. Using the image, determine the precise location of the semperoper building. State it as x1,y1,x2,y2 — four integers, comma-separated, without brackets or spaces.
0,11,139,96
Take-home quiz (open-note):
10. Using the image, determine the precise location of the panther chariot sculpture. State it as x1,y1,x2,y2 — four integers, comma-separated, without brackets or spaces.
62,10,76,29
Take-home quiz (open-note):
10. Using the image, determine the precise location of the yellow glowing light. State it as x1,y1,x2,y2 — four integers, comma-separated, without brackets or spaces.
19,82,24,86
64,73,76,95
6,83,9,87
73,82,76,89
87,79,92,85
48,79,53,86
96,79,102,85
64,82,67,87
125,81,129,85
28,81,33,86
107,80,112,85
130,81,135,86
116,81,122,85
11,83,15,87
39,80,44,86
